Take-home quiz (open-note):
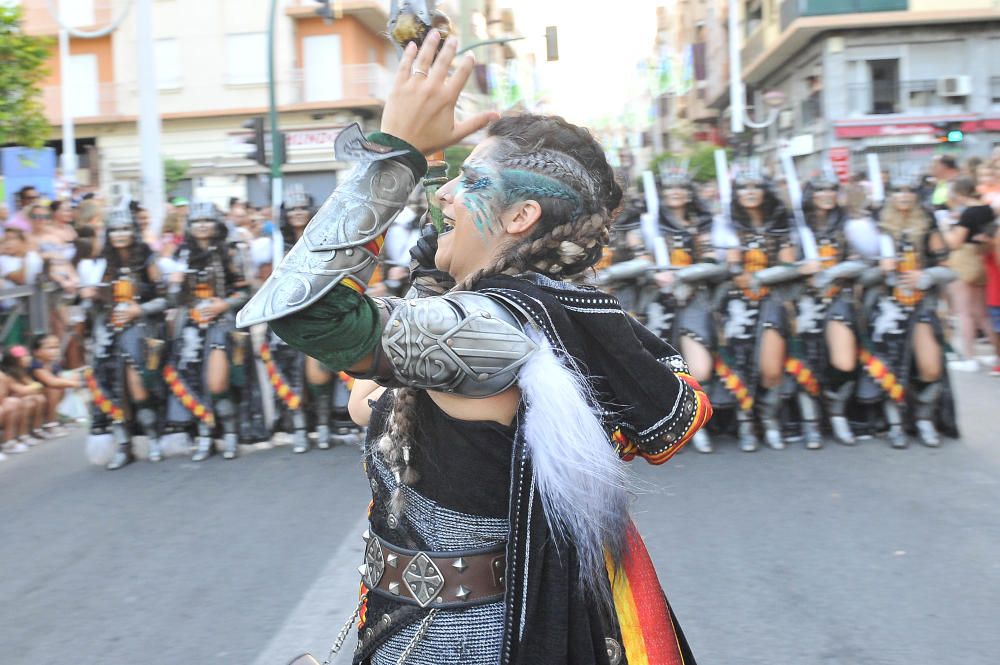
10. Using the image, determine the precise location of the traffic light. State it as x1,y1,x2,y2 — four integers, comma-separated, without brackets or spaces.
545,26,559,62
934,122,964,143
314,0,340,21
242,117,266,166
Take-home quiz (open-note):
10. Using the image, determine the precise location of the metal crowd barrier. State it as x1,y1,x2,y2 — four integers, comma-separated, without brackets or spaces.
0,281,59,342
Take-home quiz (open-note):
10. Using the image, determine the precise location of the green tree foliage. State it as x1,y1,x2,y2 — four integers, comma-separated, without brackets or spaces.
444,144,473,180
652,144,731,183
0,6,52,148
163,157,190,196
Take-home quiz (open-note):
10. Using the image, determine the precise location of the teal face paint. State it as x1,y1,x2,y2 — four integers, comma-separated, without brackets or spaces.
456,162,504,239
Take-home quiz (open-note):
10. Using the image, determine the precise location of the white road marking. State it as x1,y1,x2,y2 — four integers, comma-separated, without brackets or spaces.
250,512,370,665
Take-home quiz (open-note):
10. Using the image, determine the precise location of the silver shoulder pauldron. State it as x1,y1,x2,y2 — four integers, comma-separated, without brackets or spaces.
236,124,415,328
377,292,537,398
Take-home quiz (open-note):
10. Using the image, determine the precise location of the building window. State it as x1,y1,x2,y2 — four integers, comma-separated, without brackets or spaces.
868,59,899,114
303,34,343,102
745,0,763,36
226,33,267,85
154,38,181,90
991,76,1000,106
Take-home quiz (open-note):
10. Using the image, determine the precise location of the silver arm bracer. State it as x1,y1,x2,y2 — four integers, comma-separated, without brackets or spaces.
236,127,415,328
372,292,537,398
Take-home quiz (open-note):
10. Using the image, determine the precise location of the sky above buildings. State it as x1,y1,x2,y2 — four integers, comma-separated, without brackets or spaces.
500,0,661,127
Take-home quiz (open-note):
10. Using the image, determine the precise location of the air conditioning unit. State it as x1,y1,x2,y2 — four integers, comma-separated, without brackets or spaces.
937,76,971,97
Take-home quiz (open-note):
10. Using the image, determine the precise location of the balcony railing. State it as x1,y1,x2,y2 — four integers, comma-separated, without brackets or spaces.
42,82,120,124
780,0,908,30
285,63,392,105
846,80,967,116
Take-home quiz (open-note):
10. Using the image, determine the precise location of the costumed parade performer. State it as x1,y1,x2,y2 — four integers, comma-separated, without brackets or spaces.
259,185,358,452
241,25,710,665
792,173,869,447
856,173,959,448
719,164,797,452
643,167,728,453
164,202,256,461
84,205,168,470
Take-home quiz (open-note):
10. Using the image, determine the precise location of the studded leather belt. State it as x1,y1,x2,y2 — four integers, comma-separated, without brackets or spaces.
360,532,506,609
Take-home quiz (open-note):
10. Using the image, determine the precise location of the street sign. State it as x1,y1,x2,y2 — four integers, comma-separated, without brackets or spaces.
829,146,851,185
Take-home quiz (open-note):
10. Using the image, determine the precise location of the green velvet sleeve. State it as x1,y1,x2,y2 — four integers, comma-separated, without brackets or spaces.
269,285,382,371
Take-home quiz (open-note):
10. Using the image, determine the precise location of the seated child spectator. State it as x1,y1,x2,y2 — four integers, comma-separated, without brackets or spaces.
0,346,49,446
29,334,81,436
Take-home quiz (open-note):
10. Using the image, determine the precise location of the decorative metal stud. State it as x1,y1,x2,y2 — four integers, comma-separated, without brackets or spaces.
363,537,385,588
358,564,368,577
478,373,489,381
386,553,399,568
362,529,371,542
451,557,468,573
606,637,623,665
388,581,400,595
386,514,399,529
370,478,379,493
381,614,392,626
454,585,471,600
402,552,446,608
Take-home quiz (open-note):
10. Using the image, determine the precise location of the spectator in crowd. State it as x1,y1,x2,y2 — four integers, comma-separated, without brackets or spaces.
29,334,79,435
1,345,49,445
930,154,961,209
74,200,104,236
979,161,1000,211
0,226,44,349
986,221,1000,376
38,201,80,292
946,176,998,371
171,197,189,219
0,202,8,227
0,362,29,458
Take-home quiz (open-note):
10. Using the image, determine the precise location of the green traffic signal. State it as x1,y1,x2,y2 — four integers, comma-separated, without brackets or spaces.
947,130,964,143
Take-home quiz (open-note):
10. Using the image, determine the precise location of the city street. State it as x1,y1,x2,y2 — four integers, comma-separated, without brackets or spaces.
2,369,999,665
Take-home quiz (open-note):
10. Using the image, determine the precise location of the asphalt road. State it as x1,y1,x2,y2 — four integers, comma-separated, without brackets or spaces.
2,369,998,665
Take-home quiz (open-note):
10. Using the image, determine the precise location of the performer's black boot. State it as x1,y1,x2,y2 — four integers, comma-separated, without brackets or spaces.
914,382,942,447
797,392,823,450
214,394,239,459
136,402,162,462
883,401,908,449
106,422,133,470
758,388,785,450
291,410,309,454
309,382,332,449
192,421,214,462
737,410,759,452
825,379,856,445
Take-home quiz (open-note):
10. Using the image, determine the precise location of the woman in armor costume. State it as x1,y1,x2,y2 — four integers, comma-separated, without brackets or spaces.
791,176,868,448
84,207,168,470
164,202,253,461
857,177,959,448
242,33,708,665
721,171,797,452
648,172,728,453
259,186,338,452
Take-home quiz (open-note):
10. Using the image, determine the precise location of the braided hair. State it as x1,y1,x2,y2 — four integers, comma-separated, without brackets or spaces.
382,114,622,530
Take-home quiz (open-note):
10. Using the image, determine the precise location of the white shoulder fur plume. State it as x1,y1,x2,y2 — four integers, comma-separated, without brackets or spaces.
519,328,632,599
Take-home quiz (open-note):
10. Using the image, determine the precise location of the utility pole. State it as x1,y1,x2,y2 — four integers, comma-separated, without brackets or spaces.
136,0,165,234
58,27,76,183
268,0,284,264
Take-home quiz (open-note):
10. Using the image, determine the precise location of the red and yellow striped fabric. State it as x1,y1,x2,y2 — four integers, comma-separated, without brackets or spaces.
614,374,712,465
163,365,215,426
259,343,303,411
340,236,386,295
607,521,687,665
784,357,820,396
859,349,905,403
84,367,125,423
714,354,754,411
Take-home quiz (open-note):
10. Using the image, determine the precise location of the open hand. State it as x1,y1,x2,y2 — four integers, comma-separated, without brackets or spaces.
380,30,499,155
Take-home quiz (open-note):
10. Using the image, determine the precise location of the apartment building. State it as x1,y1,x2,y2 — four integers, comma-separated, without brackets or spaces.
23,0,396,205
711,0,1000,171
